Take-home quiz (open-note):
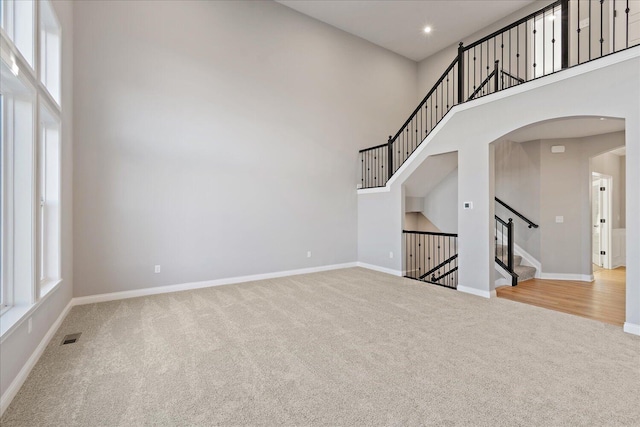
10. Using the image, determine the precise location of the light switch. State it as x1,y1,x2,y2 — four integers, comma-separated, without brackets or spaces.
556,216,564,223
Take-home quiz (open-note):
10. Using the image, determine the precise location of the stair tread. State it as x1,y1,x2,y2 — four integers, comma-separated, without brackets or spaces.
514,265,536,282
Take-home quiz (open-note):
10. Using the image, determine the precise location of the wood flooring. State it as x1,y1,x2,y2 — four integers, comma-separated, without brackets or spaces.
496,267,626,326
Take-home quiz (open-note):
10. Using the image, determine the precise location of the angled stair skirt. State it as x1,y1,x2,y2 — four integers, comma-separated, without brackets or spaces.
496,245,537,283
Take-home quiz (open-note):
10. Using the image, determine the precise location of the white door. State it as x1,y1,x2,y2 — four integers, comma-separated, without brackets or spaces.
592,174,612,269
612,0,640,52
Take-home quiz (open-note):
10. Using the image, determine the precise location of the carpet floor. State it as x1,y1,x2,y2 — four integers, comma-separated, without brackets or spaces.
2,268,639,426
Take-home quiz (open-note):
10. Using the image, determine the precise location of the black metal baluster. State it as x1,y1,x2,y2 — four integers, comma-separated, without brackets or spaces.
627,0,630,48
561,0,569,68
577,0,581,64
613,0,617,52
509,28,512,82
600,0,604,57
473,46,477,93
516,24,520,86
589,1,591,61
533,16,537,77
552,5,556,71
480,42,484,95
543,9,546,75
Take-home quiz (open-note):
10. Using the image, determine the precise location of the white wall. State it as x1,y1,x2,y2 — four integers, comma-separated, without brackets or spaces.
357,49,640,328
72,0,418,297
0,0,74,403
494,139,541,259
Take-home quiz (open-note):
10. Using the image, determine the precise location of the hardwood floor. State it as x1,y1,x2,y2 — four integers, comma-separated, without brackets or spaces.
496,267,626,326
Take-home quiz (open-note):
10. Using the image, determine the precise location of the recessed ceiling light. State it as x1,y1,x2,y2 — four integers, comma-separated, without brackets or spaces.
423,26,432,34
600,117,606,120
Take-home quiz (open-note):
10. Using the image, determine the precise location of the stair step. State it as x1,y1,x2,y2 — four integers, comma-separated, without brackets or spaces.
495,246,522,266
514,265,536,283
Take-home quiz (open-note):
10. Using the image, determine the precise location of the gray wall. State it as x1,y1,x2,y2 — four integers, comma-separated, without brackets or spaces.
539,133,625,275
0,1,74,400
494,132,625,275
422,168,458,233
494,139,541,259
72,0,418,297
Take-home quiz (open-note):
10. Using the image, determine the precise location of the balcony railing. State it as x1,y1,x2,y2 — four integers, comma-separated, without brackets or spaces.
359,0,639,189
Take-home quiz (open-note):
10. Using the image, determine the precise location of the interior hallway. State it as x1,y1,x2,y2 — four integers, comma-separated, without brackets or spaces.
497,268,626,326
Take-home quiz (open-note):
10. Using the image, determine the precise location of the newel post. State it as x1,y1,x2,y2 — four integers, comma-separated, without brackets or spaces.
387,136,393,180
561,0,569,69
457,42,465,104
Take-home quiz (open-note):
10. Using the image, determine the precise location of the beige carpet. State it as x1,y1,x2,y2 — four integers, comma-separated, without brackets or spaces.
2,268,639,426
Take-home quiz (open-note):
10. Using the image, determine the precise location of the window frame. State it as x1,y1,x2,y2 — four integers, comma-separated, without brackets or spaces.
0,0,62,336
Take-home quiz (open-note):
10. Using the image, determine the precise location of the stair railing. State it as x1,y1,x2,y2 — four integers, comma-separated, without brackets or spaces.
403,230,458,289
495,197,539,228
495,216,518,286
494,197,539,286
359,0,640,189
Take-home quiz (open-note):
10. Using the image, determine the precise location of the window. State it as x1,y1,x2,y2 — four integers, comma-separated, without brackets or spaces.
38,103,60,296
0,0,62,333
0,62,37,311
1,0,35,69
39,0,60,104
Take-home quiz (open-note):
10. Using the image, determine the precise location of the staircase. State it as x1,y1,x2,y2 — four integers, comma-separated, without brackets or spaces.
494,198,539,286
496,245,536,284
357,0,639,293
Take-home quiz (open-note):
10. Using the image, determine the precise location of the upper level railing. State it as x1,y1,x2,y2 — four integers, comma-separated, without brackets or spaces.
359,0,640,189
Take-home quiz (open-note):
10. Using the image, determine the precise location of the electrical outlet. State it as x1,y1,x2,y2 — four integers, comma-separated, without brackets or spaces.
154,265,161,273
28,318,32,334
307,251,312,258
389,251,394,259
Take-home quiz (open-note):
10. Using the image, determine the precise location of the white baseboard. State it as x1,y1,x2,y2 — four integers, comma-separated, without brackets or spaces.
457,285,491,299
0,300,74,416
73,262,358,306
623,322,640,336
355,262,403,277
539,273,594,282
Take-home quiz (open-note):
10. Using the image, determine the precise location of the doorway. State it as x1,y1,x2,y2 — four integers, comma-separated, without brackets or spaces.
592,173,612,270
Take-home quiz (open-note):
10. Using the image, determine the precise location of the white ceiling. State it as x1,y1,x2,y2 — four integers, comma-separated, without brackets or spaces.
276,0,536,62
505,117,626,143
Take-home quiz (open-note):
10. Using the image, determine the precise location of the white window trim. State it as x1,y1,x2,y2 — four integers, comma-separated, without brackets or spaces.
0,0,63,340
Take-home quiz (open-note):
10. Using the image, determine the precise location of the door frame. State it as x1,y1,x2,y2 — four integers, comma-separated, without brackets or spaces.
592,172,613,271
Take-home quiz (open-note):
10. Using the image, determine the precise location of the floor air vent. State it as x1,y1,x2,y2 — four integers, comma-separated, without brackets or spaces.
61,333,81,345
